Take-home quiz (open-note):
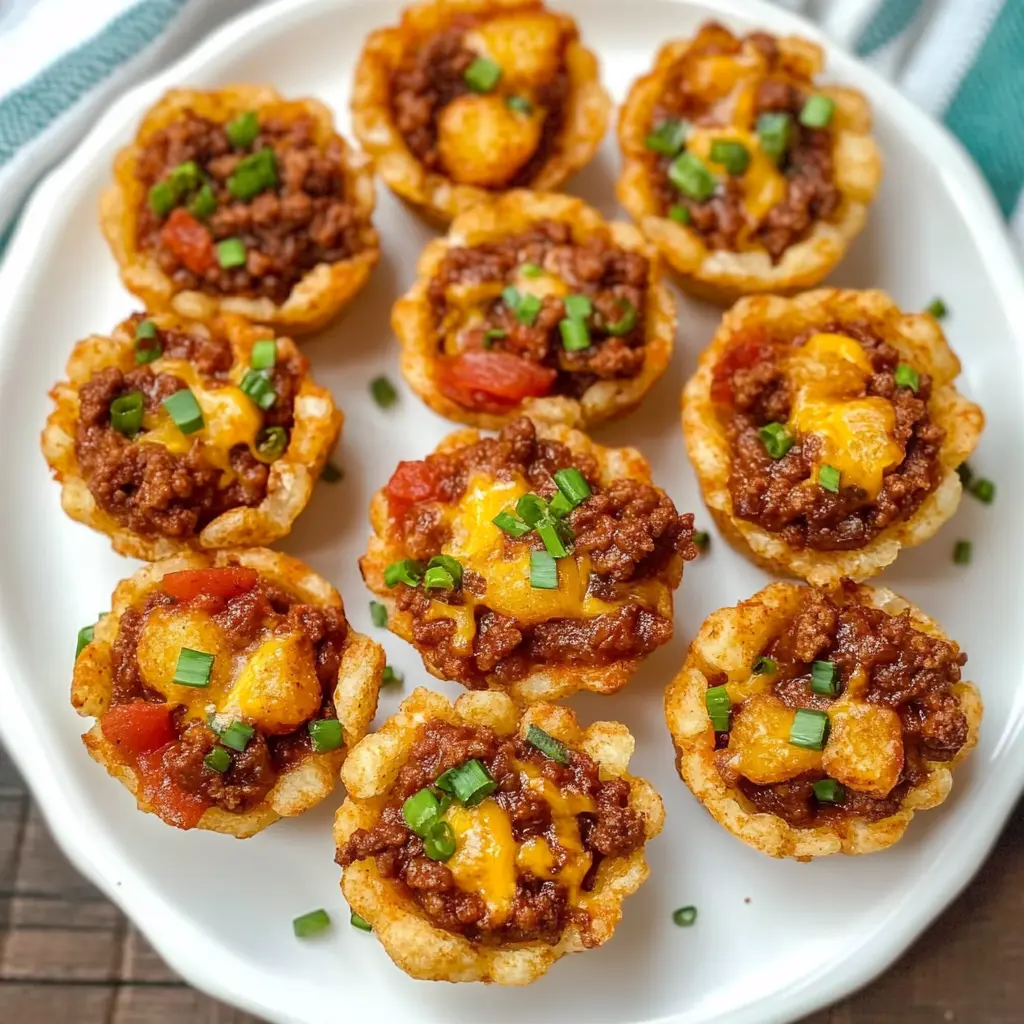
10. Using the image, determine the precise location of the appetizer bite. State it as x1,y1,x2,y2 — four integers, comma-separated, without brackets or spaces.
335,688,664,983
665,581,981,859
394,190,676,428
352,0,610,223
617,21,882,303
42,312,342,560
73,550,383,837
101,86,379,333
361,416,696,703
683,289,983,584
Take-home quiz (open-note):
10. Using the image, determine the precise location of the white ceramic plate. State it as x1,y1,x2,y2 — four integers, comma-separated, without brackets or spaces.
1,1,1021,1021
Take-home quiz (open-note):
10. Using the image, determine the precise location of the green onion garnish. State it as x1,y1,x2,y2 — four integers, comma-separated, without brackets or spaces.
810,660,838,695
799,94,835,128
756,111,792,163
382,665,403,686
789,709,830,750
530,549,558,589
162,388,205,433
554,467,591,507
293,909,331,938
308,718,344,753
384,558,424,587
525,724,570,764
170,161,201,193
369,601,388,627
435,759,497,806
668,152,716,201
464,57,502,93
370,375,398,407
564,294,593,321
692,529,710,552
204,747,232,773
813,779,845,804
254,426,288,463
752,656,776,675
894,363,920,393
506,95,533,116
705,684,731,732
673,906,698,927
134,320,162,364
250,338,277,370
970,478,995,504
515,293,542,326
227,147,278,200
403,787,441,837
925,297,948,319
424,821,457,862
216,237,247,268
957,463,974,488
953,539,972,565
110,391,144,437
240,369,277,410
709,139,750,175
492,510,531,537
758,422,793,459
135,319,158,341
219,721,255,752
427,554,463,589
148,180,177,217
502,284,521,310
423,565,455,590
645,118,689,157
817,464,840,493
520,262,543,277
605,299,637,336
75,624,95,659
173,647,214,687
560,317,590,351
536,520,571,558
350,911,372,932
321,461,343,483
516,493,548,527
226,110,259,148
483,328,506,348
668,204,692,225
188,183,217,220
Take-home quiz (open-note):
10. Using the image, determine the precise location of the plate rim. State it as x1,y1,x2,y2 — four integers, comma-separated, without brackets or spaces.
1,0,1022,1022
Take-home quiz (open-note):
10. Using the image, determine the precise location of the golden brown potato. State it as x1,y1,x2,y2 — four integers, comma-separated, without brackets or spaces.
73,549,384,838
617,22,882,304
352,0,610,223
360,416,696,703
42,312,342,561
334,688,664,983
665,580,982,859
394,190,676,429
100,86,379,333
682,288,984,584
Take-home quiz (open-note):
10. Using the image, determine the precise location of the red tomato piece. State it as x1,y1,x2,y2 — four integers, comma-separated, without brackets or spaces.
136,745,210,830
162,566,259,603
101,702,177,760
159,208,216,275
387,461,442,505
436,351,557,411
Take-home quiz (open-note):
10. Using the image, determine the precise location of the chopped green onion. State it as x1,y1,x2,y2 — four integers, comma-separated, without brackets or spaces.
525,724,570,764
953,539,972,565
427,554,463,590
520,262,544,277
424,820,457,861
548,491,573,519
423,565,455,590
369,601,388,628
188,183,217,220
506,95,533,116
135,319,158,341
813,779,845,804
162,388,205,434
464,57,502,93
673,906,698,927
350,911,372,932
226,110,259,148
483,328,506,348
536,519,571,558
817,464,840,493
250,338,277,370
492,510,531,537
254,426,288,463
515,293,542,326
435,759,497,806
645,118,689,157
219,721,255,752
321,461,343,483
560,317,590,351
894,363,920,393
709,139,750,176
110,391,144,437
705,684,731,732
516,493,549,527
564,294,593,320
970,478,995,504
758,422,793,459
403,787,441,837
148,180,177,217
384,558,424,587
668,204,692,225
554,467,591,507
799,94,835,128
134,320,162,364
240,369,277,410
789,709,830,750
530,549,558,590
170,161,201,193
308,718,344,753
692,529,710,552
227,147,278,200
752,656,777,675
957,462,974,488
756,111,792,163
382,665,403,686
925,297,948,319
293,909,331,938
502,284,522,310
204,747,232,773
173,648,214,688
370,375,398,408
668,152,717,201
810,660,838,696
75,624,95,659
216,237,247,268
605,299,637,336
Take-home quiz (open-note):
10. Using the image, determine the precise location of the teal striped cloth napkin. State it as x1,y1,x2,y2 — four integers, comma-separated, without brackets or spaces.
0,0,1020,250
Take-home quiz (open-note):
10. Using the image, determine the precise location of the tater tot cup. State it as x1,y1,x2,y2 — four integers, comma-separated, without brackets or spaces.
394,190,676,430
617,32,882,305
682,289,984,584
73,548,384,838
352,0,610,224
335,687,664,983
664,581,982,860
42,313,343,561
100,85,379,333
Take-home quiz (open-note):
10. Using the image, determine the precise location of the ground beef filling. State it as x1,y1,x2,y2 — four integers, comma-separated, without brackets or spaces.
390,19,570,186
384,418,695,686
429,220,651,404
713,321,944,550
73,320,302,539
722,584,968,828
135,113,366,303
109,576,348,814
648,24,840,260
336,719,646,942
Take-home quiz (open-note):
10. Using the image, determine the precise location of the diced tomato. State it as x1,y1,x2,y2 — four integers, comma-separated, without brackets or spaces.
136,745,210,830
709,332,777,405
436,351,557,412
159,208,216,275
101,702,177,760
385,459,443,523
162,566,259,603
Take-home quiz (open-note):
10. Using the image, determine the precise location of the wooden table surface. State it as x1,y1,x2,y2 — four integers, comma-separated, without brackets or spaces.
3,745,1021,1024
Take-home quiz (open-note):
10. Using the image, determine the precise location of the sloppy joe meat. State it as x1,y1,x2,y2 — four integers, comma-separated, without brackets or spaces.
336,719,647,942
713,320,944,550
383,418,695,686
